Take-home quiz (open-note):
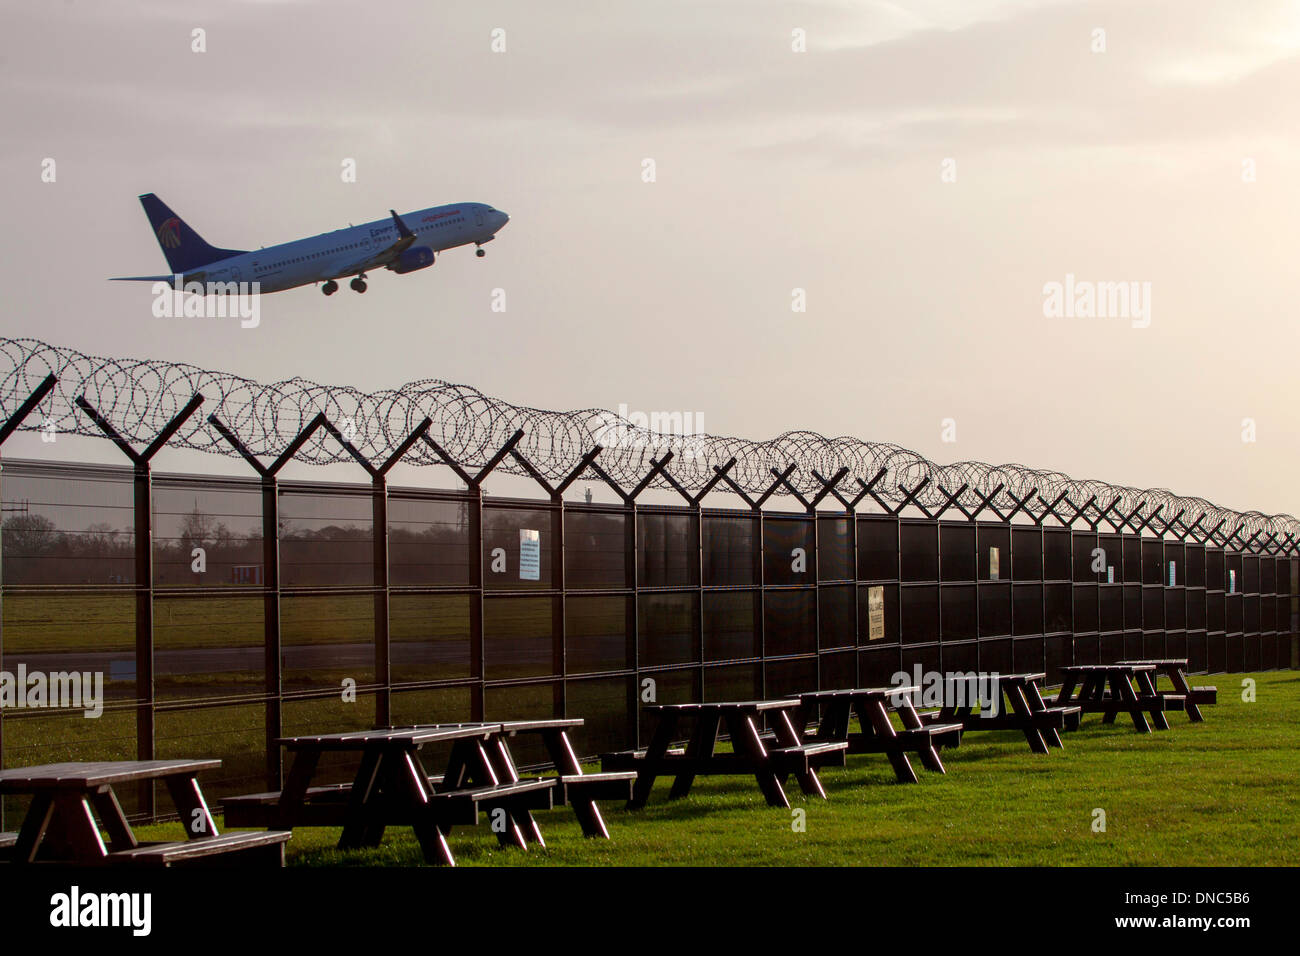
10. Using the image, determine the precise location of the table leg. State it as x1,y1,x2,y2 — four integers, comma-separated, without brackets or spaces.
542,728,611,839
1100,672,1121,725
165,774,219,840
541,728,582,776
1086,673,1106,701
361,751,407,847
1079,673,1114,724
802,700,824,741
90,785,139,851
670,709,719,800
1091,674,1113,725
391,750,455,866
1024,680,1064,748
485,798,544,850
486,800,530,850
49,793,108,862
726,711,788,808
471,789,536,850
440,739,472,790
275,748,322,830
898,699,946,773
993,681,1010,722
340,746,388,849
1114,672,1150,733
629,710,678,809
1054,672,1079,707
519,810,546,849
814,699,850,742
793,700,814,739
488,735,521,782
12,792,56,864
858,699,918,784
1135,670,1170,731
1168,666,1203,722
471,740,502,785
485,734,543,849
483,796,527,848
526,808,546,847
774,710,826,799
1004,681,1049,754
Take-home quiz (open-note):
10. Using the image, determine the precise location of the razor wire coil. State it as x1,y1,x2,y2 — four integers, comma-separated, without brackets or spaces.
1,336,1295,544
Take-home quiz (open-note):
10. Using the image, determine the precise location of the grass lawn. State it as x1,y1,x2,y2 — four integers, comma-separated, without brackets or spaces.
131,670,1300,867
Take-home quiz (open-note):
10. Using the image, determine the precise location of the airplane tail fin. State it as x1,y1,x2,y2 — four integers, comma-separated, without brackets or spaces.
139,193,247,274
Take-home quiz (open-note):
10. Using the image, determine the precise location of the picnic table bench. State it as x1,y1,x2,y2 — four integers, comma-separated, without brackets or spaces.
792,686,962,783
601,699,847,808
224,725,556,866
918,673,1081,754
393,719,636,839
1054,664,1184,733
0,760,288,866
1117,659,1217,722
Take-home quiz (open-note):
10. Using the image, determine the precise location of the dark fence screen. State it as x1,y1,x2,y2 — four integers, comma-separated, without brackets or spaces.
1,456,1295,825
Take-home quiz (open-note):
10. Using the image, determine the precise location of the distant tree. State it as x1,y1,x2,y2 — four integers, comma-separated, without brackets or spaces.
81,522,123,555
179,503,217,552
3,513,59,555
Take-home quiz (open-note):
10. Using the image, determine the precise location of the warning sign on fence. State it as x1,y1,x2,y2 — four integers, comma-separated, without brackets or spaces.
867,586,885,641
519,529,540,581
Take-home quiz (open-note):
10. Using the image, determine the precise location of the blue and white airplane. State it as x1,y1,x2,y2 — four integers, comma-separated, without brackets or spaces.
112,193,509,295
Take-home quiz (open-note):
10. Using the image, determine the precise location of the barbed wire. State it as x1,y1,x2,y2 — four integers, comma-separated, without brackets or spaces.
1,336,1296,543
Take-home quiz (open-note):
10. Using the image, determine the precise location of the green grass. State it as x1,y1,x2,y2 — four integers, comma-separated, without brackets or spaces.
1,592,480,653
127,670,1300,866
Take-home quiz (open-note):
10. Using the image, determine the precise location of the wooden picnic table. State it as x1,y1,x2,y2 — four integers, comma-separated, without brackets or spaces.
224,724,556,866
601,699,847,809
0,760,288,866
793,686,963,783
392,719,636,839
917,673,1081,754
1116,659,1217,722
1054,664,1184,733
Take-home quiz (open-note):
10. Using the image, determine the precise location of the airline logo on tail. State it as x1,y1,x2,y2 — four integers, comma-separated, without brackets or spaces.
156,217,182,249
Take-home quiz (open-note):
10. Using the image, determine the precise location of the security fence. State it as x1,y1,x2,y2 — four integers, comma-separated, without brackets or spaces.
0,338,1296,825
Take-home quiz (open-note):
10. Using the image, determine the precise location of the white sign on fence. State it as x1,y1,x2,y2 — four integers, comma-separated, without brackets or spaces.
519,529,540,581
867,586,885,641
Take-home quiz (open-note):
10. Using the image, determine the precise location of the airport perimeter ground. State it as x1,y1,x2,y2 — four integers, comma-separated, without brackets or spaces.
132,670,1299,867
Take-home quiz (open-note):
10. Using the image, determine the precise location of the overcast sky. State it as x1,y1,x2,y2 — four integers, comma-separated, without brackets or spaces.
2,0,1298,514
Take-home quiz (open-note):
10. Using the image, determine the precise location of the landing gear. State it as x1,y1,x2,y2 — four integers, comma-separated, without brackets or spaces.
350,277,367,293
475,248,486,258
322,280,338,296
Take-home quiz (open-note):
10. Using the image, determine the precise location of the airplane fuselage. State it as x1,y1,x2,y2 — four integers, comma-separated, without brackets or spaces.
202,202,507,293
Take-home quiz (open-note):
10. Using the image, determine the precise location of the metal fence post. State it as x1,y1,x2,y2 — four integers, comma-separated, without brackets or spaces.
75,391,203,820
0,373,58,830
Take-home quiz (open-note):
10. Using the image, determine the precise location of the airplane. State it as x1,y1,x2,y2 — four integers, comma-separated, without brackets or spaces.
111,193,509,295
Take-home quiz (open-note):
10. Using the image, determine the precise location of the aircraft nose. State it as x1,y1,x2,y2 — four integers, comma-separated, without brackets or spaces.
496,210,509,229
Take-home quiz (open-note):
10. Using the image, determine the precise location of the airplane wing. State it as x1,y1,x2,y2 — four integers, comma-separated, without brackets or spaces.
326,209,420,279
109,275,177,283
